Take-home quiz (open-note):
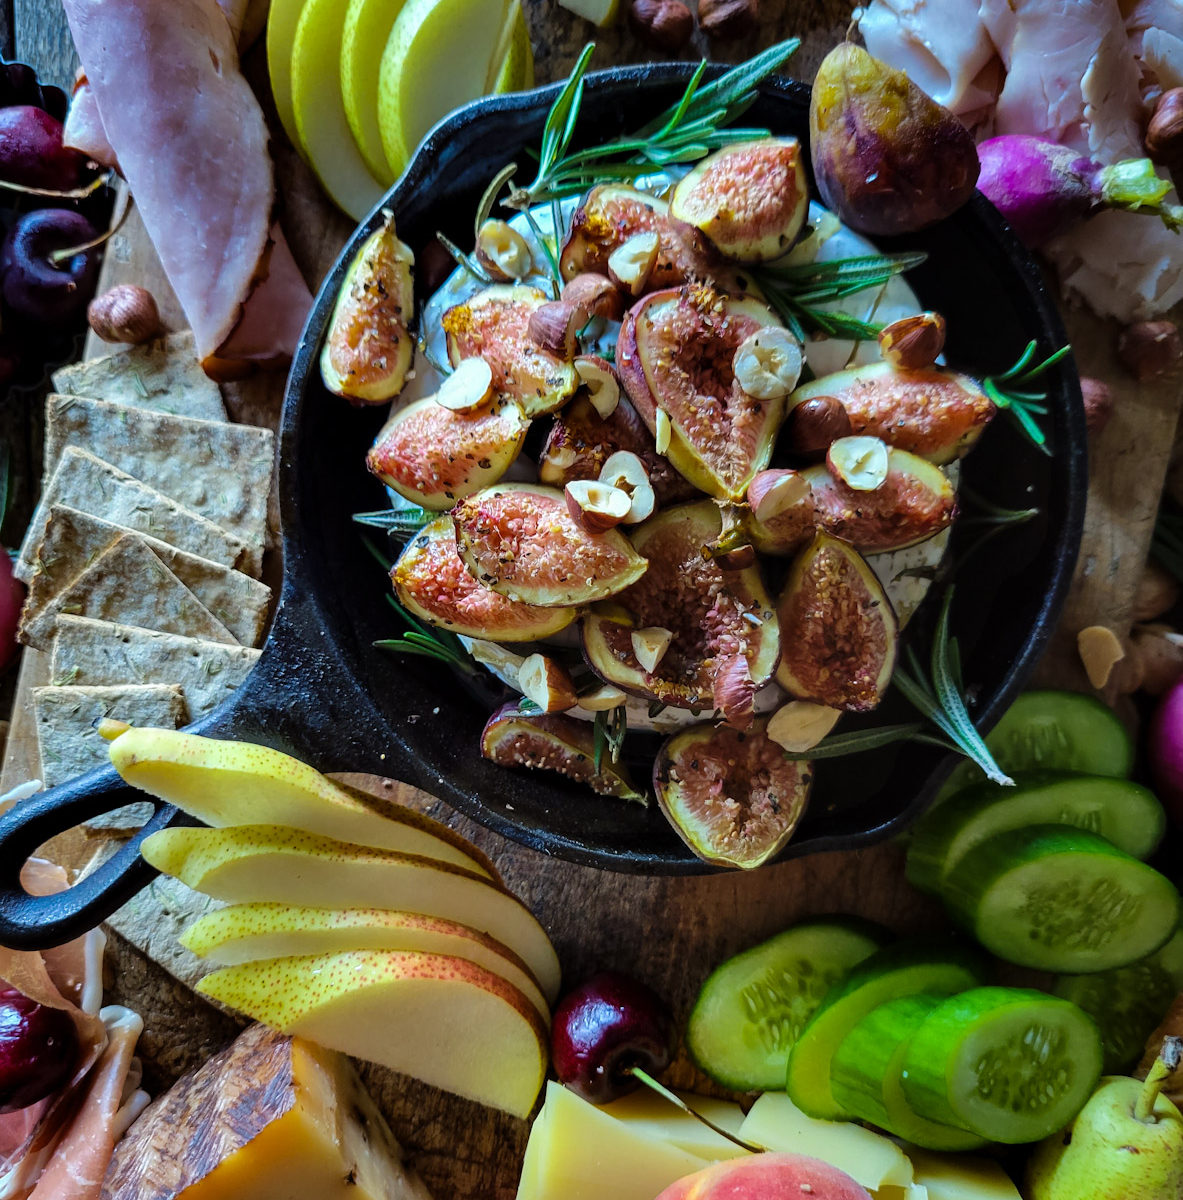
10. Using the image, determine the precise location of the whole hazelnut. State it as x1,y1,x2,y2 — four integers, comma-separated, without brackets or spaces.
1117,320,1183,381
562,273,625,323
1147,88,1183,167
784,395,852,455
1079,376,1114,435
86,284,161,345
627,0,693,52
698,0,758,40
878,312,946,371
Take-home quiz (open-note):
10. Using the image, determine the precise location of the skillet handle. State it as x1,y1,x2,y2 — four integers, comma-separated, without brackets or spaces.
0,765,183,949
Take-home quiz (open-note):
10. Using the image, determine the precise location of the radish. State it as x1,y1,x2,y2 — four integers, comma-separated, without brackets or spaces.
0,552,22,673
976,134,1183,248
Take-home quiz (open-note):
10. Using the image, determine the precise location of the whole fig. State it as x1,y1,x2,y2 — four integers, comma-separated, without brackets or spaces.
809,43,979,235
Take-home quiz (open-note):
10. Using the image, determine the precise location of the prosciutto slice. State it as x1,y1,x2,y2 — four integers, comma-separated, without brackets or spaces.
61,0,312,376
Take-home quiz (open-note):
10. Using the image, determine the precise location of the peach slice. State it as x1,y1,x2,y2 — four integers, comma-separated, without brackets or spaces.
655,1152,872,1200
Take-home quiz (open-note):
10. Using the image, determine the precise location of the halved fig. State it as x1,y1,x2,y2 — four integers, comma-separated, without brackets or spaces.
559,184,715,289
669,139,809,263
452,483,648,607
320,213,415,404
775,531,897,712
746,469,818,555
802,447,956,553
788,363,994,464
653,718,812,869
392,518,576,641
443,284,579,417
367,396,528,509
481,703,646,803
618,286,786,500
538,394,698,506
581,500,780,714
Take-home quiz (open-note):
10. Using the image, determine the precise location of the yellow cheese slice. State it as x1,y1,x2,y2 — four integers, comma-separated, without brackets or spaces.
739,1092,914,1191
908,1150,1023,1200
876,1187,929,1200
596,1089,749,1160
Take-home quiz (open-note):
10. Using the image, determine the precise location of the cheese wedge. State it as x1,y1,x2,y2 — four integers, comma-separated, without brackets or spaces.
907,1150,1022,1200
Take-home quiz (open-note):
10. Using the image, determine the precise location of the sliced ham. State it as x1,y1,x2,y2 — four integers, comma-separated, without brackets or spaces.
61,0,312,376
61,75,116,170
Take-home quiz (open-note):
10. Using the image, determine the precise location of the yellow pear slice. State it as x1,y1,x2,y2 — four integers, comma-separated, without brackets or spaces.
181,903,549,1023
141,824,561,1002
290,0,384,219
266,0,309,157
108,728,498,881
199,950,548,1119
340,0,407,185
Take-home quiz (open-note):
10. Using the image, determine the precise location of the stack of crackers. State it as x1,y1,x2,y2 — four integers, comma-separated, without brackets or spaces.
15,332,274,790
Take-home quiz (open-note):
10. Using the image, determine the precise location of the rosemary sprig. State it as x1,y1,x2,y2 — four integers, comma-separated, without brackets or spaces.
375,594,479,676
353,507,434,537
593,704,628,773
981,341,1071,454
506,40,799,210
753,251,927,342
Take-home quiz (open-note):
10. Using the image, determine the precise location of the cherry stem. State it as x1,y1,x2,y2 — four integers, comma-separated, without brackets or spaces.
49,184,129,267
627,1067,762,1153
0,170,112,200
1136,1035,1182,1123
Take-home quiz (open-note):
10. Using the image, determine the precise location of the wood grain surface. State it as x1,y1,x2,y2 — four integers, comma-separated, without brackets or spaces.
5,2,1181,1197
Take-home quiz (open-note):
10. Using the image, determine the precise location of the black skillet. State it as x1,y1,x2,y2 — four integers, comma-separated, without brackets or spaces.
0,65,1087,949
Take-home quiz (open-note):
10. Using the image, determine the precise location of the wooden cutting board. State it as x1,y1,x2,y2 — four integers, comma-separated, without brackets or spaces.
6,3,1182,1196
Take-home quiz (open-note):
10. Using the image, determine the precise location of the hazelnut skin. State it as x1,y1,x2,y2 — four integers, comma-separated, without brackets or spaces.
627,0,693,53
86,284,160,345
1117,320,1182,381
784,395,853,455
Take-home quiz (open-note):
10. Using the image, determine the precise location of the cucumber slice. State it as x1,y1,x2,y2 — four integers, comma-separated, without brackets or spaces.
900,986,1103,1143
943,825,1181,973
907,771,1165,894
935,690,1133,804
785,940,986,1120
1052,927,1183,1071
831,994,988,1151
688,917,890,1091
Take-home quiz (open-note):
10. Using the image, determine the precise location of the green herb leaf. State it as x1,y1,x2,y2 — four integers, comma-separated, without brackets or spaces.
353,508,434,537
982,341,1070,454
781,723,924,760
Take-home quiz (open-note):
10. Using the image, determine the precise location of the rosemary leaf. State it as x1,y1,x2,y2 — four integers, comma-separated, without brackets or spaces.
593,709,607,774
781,723,924,760
353,508,434,536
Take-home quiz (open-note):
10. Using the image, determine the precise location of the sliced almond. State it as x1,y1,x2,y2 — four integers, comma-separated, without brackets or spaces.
528,301,581,360
564,479,632,533
655,407,672,455
631,626,673,673
608,231,660,296
828,436,889,492
435,356,495,412
747,469,810,523
475,219,533,281
766,701,842,753
517,653,578,713
96,717,132,741
575,355,621,419
579,682,629,711
1078,625,1127,690
599,450,655,524
733,326,803,400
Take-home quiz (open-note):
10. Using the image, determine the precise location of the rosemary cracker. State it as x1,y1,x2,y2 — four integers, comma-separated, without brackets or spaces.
24,506,270,647
50,616,261,719
19,534,236,651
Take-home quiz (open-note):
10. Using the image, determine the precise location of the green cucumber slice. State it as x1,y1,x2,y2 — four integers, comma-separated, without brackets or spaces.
899,986,1103,1144
830,994,988,1151
935,690,1133,804
785,940,986,1120
1052,927,1183,1071
687,917,890,1091
942,825,1181,973
907,771,1165,894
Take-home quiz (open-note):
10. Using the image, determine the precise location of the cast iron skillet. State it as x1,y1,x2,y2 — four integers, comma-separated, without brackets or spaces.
0,65,1086,949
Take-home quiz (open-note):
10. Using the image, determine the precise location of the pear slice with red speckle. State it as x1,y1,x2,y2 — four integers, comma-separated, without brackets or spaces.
199,949,549,1118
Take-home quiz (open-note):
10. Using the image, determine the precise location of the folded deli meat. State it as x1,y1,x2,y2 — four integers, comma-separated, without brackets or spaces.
61,0,311,376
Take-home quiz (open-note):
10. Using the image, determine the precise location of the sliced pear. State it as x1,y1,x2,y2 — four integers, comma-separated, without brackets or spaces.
377,0,531,179
140,824,561,1002
266,0,309,157
290,0,384,220
340,0,406,186
180,903,549,1023
109,728,498,880
198,950,548,1119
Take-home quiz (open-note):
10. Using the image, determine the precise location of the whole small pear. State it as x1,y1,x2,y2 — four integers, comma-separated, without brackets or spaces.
1027,1037,1183,1200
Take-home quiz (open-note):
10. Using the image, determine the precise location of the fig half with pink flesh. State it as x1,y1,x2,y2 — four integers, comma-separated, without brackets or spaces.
581,500,779,715
802,447,956,553
320,214,415,404
669,139,809,263
559,184,714,289
775,531,897,712
367,395,528,509
481,703,645,802
538,394,698,506
618,286,786,501
443,284,579,417
746,469,818,555
789,362,994,464
653,718,812,868
392,518,576,641
453,483,648,608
